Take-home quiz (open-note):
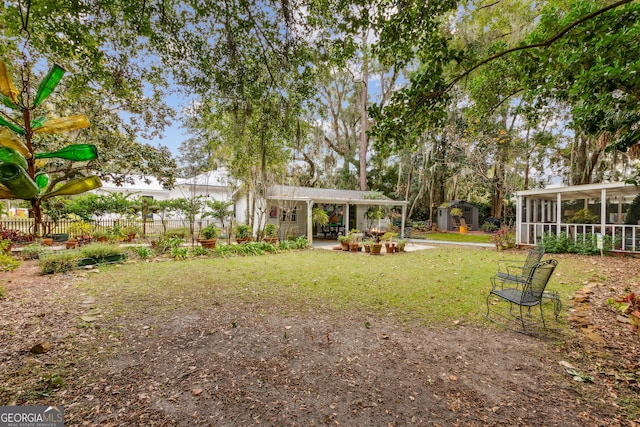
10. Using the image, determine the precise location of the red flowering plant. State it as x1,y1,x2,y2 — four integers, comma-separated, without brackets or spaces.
492,225,515,250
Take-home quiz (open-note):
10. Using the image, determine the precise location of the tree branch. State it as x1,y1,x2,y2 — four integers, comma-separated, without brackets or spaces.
444,0,634,94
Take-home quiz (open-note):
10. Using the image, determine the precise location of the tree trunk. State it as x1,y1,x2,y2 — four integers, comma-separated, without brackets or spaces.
359,57,368,191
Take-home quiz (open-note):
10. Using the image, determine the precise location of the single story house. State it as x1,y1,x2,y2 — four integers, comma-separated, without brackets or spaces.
252,185,409,244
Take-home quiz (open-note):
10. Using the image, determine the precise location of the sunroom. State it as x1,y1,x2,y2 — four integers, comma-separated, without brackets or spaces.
515,182,640,253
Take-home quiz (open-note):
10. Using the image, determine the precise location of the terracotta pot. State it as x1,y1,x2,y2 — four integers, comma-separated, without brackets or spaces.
371,243,382,255
198,238,217,249
349,242,360,252
66,239,78,249
340,241,349,251
42,238,53,246
263,237,278,244
384,242,396,253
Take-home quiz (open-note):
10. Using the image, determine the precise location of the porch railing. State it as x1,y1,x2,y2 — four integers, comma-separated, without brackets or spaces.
519,222,640,253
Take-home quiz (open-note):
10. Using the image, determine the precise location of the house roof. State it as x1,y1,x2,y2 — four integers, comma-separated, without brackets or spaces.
175,169,233,188
267,185,407,206
515,181,640,201
98,175,167,193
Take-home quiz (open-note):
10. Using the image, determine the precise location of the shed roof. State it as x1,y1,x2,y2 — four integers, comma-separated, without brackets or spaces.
267,185,407,206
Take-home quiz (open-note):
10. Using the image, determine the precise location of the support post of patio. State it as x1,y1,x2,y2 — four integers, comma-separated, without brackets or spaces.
600,188,607,236
400,203,407,239
306,200,313,245
556,193,562,236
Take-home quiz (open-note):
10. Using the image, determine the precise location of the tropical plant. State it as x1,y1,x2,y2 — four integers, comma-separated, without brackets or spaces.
312,208,329,227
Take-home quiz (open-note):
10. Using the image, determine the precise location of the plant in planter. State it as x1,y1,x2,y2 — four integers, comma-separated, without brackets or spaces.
381,232,398,253
481,221,498,233
337,234,350,251
348,232,362,252
199,224,220,248
492,225,515,250
397,239,407,252
91,229,109,242
234,224,252,243
123,224,142,242
263,223,279,243
69,221,92,239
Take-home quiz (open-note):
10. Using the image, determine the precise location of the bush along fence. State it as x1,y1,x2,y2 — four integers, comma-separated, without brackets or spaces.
541,232,620,255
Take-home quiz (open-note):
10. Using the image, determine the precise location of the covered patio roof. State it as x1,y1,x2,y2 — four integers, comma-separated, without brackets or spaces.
267,185,408,207
515,181,640,201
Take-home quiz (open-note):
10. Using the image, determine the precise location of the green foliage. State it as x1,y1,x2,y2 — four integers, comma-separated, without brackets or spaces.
0,285,5,299
541,232,618,255
0,253,21,272
191,246,210,257
153,235,185,255
204,200,234,227
311,208,329,227
200,224,220,240
288,236,309,249
624,194,640,225
39,251,80,275
21,244,50,260
568,208,598,224
79,243,126,261
234,224,252,239
264,223,279,238
492,226,515,249
171,246,189,260
131,246,153,260
162,228,190,239
449,208,463,218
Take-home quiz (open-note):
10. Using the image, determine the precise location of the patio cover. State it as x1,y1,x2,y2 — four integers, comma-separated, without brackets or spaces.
266,185,408,243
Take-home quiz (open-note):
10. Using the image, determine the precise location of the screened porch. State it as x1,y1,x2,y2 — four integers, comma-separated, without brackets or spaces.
515,182,640,253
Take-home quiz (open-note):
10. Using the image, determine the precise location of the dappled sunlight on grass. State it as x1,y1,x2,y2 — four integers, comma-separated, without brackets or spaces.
81,248,600,326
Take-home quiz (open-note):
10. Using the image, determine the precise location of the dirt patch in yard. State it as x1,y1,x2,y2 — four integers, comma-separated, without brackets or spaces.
1,255,639,426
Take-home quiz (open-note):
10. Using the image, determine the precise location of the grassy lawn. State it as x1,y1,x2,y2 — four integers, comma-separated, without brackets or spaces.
410,231,493,244
83,246,593,326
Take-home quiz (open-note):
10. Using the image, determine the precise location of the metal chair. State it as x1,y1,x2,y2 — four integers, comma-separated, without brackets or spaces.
496,246,545,285
486,259,559,332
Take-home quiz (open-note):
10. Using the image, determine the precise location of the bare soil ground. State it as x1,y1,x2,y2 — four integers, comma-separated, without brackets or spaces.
1,256,640,426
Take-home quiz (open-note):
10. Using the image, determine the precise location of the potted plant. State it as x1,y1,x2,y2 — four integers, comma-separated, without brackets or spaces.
337,234,350,251
397,239,407,252
481,221,498,234
263,223,279,243
91,229,109,242
123,224,141,242
348,232,362,252
381,232,398,253
234,224,252,243
199,224,220,248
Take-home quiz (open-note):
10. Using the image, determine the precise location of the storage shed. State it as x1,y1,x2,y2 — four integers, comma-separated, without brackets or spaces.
437,201,479,231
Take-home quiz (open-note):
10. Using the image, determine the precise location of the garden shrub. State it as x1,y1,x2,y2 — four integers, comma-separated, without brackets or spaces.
79,243,126,262
39,251,80,274
542,232,617,255
131,246,153,260
0,285,6,299
21,243,50,260
0,253,21,272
